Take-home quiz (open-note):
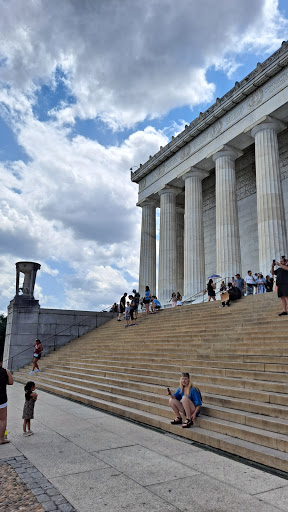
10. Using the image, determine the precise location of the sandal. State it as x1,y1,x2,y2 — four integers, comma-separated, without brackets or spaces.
171,417,182,425
182,419,193,428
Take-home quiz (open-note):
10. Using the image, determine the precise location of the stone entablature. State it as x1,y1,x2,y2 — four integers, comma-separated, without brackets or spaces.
132,41,288,189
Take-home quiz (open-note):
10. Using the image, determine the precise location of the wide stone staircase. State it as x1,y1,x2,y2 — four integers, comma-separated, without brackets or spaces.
13,293,288,473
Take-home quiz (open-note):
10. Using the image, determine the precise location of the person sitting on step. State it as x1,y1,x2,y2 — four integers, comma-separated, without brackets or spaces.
151,296,161,313
167,372,202,429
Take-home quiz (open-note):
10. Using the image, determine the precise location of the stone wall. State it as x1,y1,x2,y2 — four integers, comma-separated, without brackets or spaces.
3,299,114,372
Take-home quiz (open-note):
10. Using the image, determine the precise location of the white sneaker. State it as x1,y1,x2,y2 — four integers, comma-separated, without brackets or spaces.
29,371,34,375
35,369,40,372
23,432,30,436
27,430,34,435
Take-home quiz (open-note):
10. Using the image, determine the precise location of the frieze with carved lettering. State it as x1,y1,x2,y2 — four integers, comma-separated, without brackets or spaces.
247,89,264,109
264,69,288,95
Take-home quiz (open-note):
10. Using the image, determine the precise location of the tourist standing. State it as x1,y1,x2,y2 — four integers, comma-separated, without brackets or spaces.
118,292,127,321
176,292,182,306
244,271,256,295
124,302,131,327
207,279,216,301
29,339,43,375
22,381,38,436
132,289,140,320
256,273,266,294
234,273,244,296
271,257,288,316
143,286,151,315
171,292,177,307
0,360,13,445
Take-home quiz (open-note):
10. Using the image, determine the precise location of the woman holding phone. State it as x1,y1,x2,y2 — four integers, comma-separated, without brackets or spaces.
167,372,202,429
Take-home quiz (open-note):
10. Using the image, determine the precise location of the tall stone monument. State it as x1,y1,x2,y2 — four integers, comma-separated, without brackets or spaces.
3,262,41,370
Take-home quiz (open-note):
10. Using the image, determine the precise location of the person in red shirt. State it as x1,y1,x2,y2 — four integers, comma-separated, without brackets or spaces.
29,339,43,375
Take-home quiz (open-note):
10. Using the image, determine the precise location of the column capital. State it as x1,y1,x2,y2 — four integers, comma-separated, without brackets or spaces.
212,145,243,163
250,116,286,138
158,186,182,197
137,198,158,208
182,167,209,182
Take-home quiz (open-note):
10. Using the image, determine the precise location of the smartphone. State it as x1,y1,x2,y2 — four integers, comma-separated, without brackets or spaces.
167,387,172,395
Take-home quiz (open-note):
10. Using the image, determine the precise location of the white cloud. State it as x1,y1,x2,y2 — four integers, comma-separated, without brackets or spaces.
1,1,286,129
0,106,167,311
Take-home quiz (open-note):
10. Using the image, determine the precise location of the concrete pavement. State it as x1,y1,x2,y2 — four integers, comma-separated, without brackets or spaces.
1,382,288,512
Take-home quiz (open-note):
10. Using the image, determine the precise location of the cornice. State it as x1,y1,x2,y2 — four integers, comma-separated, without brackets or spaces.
131,41,288,184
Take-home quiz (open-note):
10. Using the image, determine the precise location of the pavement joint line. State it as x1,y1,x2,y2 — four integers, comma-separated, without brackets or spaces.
93,443,139,453
1,455,76,512
19,386,288,480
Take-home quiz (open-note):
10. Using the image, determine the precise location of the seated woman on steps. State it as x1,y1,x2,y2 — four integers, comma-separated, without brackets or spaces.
167,372,202,429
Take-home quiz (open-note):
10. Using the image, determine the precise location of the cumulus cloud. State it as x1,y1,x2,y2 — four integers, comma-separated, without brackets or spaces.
0,103,168,311
1,0,286,129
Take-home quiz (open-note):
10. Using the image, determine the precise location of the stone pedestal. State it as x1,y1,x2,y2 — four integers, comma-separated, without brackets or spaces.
183,168,209,298
213,146,243,280
138,200,156,297
158,187,180,303
176,208,184,296
3,298,40,371
251,118,288,272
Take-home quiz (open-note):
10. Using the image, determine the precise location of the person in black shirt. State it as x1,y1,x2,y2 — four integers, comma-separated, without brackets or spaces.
207,279,216,301
271,256,288,316
118,293,127,321
132,289,140,320
0,360,13,444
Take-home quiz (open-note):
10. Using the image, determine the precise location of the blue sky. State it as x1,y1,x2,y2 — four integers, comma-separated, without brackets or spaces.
0,0,288,313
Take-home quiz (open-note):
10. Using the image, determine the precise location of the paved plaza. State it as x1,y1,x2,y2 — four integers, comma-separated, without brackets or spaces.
1,382,288,512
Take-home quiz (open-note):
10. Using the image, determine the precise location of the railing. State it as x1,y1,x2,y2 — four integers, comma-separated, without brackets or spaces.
181,276,232,305
3,305,116,373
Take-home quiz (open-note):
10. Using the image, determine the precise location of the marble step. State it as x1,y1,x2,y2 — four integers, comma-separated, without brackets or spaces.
12,374,288,473
18,362,288,406
15,370,288,433
43,355,288,381
38,360,288,393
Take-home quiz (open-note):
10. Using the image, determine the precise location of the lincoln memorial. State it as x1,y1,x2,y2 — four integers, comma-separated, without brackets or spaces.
131,41,288,303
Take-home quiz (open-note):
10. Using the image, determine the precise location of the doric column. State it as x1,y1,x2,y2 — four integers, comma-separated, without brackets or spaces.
251,117,288,272
138,199,156,297
212,145,243,280
158,187,180,303
176,207,184,295
182,168,209,298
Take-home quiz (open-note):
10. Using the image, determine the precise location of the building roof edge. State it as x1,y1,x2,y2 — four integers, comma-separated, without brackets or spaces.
131,41,288,184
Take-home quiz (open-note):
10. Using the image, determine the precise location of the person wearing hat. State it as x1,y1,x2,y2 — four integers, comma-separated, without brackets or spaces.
29,339,43,375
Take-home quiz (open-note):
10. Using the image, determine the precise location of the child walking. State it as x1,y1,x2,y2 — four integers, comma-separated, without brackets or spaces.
22,381,38,436
125,301,131,327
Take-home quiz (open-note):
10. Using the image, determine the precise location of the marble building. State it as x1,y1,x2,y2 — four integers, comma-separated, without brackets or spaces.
131,42,288,303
